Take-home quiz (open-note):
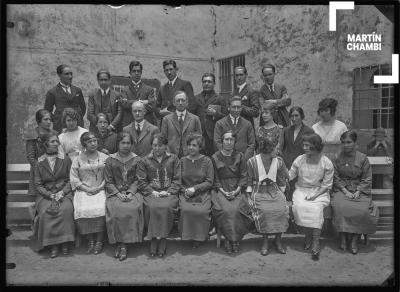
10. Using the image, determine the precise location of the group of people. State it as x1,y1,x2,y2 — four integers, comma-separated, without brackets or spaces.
24,59,382,262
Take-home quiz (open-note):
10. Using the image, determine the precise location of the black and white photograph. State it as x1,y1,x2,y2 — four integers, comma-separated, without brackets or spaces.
5,2,397,286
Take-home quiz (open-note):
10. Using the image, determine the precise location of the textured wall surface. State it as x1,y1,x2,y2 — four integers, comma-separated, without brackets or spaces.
7,5,393,163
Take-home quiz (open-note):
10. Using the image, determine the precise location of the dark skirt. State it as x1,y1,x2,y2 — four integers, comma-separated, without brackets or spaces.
32,197,75,251
143,194,179,238
249,184,289,234
106,193,144,244
179,192,211,241
76,217,106,235
331,191,378,234
211,191,252,241
28,167,38,197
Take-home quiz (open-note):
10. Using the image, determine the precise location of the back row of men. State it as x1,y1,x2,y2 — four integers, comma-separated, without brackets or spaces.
44,59,290,157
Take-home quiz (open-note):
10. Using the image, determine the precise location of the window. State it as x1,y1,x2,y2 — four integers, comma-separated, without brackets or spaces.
217,54,245,99
352,64,394,129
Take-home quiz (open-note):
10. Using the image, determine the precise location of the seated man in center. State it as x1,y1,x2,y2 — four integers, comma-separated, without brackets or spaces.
161,91,202,159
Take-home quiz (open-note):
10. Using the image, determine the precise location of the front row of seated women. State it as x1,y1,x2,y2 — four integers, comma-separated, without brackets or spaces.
32,128,378,261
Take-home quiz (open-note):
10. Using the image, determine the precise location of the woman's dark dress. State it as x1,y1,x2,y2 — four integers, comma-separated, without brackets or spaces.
96,130,118,155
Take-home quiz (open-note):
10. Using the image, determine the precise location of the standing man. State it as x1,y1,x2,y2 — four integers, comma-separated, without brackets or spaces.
232,66,260,128
123,101,160,157
190,73,228,156
259,64,291,128
161,91,202,158
214,96,255,161
119,61,157,130
156,59,195,119
44,64,86,133
87,69,122,134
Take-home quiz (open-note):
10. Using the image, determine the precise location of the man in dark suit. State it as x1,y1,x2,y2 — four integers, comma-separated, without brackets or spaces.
232,66,260,128
87,69,122,134
259,64,291,128
123,101,160,157
161,91,202,158
214,96,255,161
44,64,86,133
156,59,195,120
119,61,158,129
190,73,228,156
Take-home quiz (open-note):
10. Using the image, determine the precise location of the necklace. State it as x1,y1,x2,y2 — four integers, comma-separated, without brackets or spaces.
86,152,101,181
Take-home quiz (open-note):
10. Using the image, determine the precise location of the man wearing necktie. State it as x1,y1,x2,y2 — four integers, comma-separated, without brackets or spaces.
44,64,86,133
232,66,260,129
161,91,202,158
119,61,158,130
87,69,122,134
259,64,291,128
156,60,195,122
123,101,160,157
214,96,255,161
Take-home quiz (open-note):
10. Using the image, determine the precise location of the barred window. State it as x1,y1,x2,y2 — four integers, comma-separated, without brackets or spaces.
217,54,245,99
352,64,394,129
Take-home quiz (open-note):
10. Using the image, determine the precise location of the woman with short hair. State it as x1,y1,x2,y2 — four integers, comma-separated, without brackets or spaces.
246,135,289,256
70,132,108,255
137,133,181,257
211,130,252,254
179,133,214,249
58,107,88,160
104,132,143,261
96,113,117,155
331,130,378,254
288,133,334,260
256,102,281,154
32,130,75,258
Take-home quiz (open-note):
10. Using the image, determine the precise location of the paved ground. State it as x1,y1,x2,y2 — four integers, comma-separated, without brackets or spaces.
6,227,393,286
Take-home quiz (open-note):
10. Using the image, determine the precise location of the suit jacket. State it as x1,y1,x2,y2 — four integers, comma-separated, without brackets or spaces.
232,84,260,127
259,83,291,127
156,77,195,116
123,120,160,157
44,83,86,133
214,116,255,161
279,123,314,168
87,88,122,133
161,111,202,158
190,90,228,140
119,82,157,128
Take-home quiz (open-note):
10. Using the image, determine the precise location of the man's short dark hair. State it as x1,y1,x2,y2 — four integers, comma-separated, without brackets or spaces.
234,66,247,75
129,61,143,72
56,64,70,75
202,73,216,83
97,69,111,79
261,64,276,74
229,96,242,106
163,59,177,69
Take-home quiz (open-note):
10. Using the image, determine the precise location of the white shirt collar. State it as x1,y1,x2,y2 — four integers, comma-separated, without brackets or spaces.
169,76,178,87
176,109,187,119
229,114,239,124
100,87,110,95
135,119,145,129
237,82,246,93
267,83,275,91
132,80,142,87
59,82,70,88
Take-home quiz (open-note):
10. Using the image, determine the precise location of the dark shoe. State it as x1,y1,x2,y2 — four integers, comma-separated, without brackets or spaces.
260,248,269,256
192,241,200,249
93,241,103,255
87,240,95,254
114,244,121,258
274,239,286,254
351,234,359,255
311,250,320,261
50,245,59,258
260,237,269,256
232,241,240,253
339,233,347,251
158,238,166,257
224,240,233,254
149,238,157,257
119,246,127,261
311,228,321,260
61,243,69,255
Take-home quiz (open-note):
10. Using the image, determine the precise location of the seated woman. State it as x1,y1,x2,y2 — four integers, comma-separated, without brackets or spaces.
70,132,108,255
96,113,117,155
137,133,181,257
211,130,252,254
179,133,214,249
58,107,88,160
104,132,143,261
331,130,378,254
33,130,75,258
256,101,281,154
246,136,289,256
288,133,334,261
25,109,53,197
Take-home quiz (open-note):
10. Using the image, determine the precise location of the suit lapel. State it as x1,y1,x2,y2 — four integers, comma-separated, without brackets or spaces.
39,158,55,177
171,112,181,133
52,157,63,176
70,85,77,100
138,121,149,142
204,92,218,107
182,113,192,134
57,84,72,102
293,124,305,145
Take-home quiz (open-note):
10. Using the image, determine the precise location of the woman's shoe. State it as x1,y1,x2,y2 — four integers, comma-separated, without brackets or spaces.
260,248,269,256
192,241,200,249
224,240,233,254
274,240,286,254
351,234,359,255
87,239,95,254
149,238,157,257
158,238,167,257
339,233,347,251
119,246,127,261
114,244,121,258
311,228,321,261
311,250,320,261
61,243,69,255
93,241,103,255
50,245,59,258
260,236,269,256
232,241,240,253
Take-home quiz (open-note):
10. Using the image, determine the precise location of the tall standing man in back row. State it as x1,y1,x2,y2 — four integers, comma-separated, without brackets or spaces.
156,59,195,120
232,66,260,129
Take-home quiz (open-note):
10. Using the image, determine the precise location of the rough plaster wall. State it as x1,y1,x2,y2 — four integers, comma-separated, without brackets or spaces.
213,5,393,128
7,4,214,163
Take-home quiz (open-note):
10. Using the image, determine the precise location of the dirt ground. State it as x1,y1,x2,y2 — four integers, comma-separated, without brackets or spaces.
6,227,393,286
